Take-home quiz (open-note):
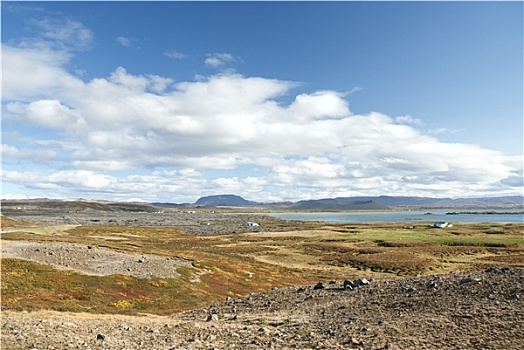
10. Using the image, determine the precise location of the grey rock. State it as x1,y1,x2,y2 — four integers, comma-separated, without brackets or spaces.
206,314,219,322
343,280,354,290
460,277,481,285
485,267,504,274
314,282,325,290
353,278,370,287
427,281,438,290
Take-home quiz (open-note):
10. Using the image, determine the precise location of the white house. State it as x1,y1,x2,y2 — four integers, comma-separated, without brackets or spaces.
431,222,452,228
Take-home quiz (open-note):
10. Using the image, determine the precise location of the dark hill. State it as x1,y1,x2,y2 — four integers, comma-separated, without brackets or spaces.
0,199,159,213
287,195,523,210
195,194,257,207
290,198,386,210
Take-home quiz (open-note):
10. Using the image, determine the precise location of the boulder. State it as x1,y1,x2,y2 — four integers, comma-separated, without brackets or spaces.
314,282,325,290
343,280,354,290
206,313,219,322
459,277,481,285
353,278,370,287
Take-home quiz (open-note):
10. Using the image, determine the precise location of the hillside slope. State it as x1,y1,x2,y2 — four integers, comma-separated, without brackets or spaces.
2,268,522,349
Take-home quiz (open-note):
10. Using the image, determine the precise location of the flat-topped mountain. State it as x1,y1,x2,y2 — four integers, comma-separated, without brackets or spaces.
194,194,257,207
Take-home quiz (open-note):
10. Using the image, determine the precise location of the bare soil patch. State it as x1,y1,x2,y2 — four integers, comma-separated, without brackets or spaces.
1,240,195,279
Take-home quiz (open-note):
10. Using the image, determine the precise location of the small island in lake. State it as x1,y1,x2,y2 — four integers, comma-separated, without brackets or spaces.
446,211,524,215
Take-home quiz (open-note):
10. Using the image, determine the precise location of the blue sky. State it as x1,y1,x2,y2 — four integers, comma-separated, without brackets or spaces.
2,1,523,202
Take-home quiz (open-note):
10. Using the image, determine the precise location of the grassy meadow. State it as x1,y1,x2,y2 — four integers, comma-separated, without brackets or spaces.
1,217,523,315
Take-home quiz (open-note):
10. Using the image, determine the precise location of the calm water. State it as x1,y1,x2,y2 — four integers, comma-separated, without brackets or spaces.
267,209,524,224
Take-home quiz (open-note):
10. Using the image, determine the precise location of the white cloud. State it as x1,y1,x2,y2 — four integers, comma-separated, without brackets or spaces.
205,52,236,67
165,50,187,60
1,169,210,202
1,193,32,200
147,74,174,93
5,99,85,129
109,66,149,91
31,18,93,51
395,115,422,126
2,144,56,162
2,44,82,99
428,127,455,135
2,28,522,202
288,91,350,122
116,36,133,47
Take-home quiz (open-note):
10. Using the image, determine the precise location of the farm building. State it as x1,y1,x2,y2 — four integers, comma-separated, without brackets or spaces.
431,222,453,228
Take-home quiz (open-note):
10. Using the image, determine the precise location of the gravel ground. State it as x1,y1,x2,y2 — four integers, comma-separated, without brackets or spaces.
1,240,195,279
4,211,315,235
2,268,523,350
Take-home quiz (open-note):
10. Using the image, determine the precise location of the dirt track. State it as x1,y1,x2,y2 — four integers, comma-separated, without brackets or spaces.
2,268,523,349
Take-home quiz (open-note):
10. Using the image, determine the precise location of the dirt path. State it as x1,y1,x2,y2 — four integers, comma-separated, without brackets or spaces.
1,240,195,279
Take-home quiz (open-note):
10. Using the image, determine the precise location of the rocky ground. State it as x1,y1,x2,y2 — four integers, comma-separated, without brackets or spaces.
1,240,195,279
4,211,315,235
2,267,523,350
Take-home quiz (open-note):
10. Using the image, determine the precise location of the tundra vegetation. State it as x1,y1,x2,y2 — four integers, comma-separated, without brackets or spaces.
1,214,523,316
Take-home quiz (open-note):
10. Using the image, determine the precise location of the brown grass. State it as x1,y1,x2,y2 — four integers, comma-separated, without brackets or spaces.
2,221,523,315
1,215,40,228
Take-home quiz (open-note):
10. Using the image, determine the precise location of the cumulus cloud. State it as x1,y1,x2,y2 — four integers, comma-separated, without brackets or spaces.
288,91,351,122
2,24,522,201
2,144,56,162
5,99,86,129
2,44,82,99
1,169,209,202
205,52,236,67
395,115,422,126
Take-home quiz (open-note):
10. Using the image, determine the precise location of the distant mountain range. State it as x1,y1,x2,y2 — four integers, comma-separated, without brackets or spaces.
2,195,523,213
186,194,524,210
283,195,524,210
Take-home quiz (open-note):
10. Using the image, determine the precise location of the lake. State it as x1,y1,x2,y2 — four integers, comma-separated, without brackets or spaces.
267,209,524,224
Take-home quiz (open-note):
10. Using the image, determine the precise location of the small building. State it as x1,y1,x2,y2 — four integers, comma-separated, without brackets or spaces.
245,221,259,227
431,221,452,228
